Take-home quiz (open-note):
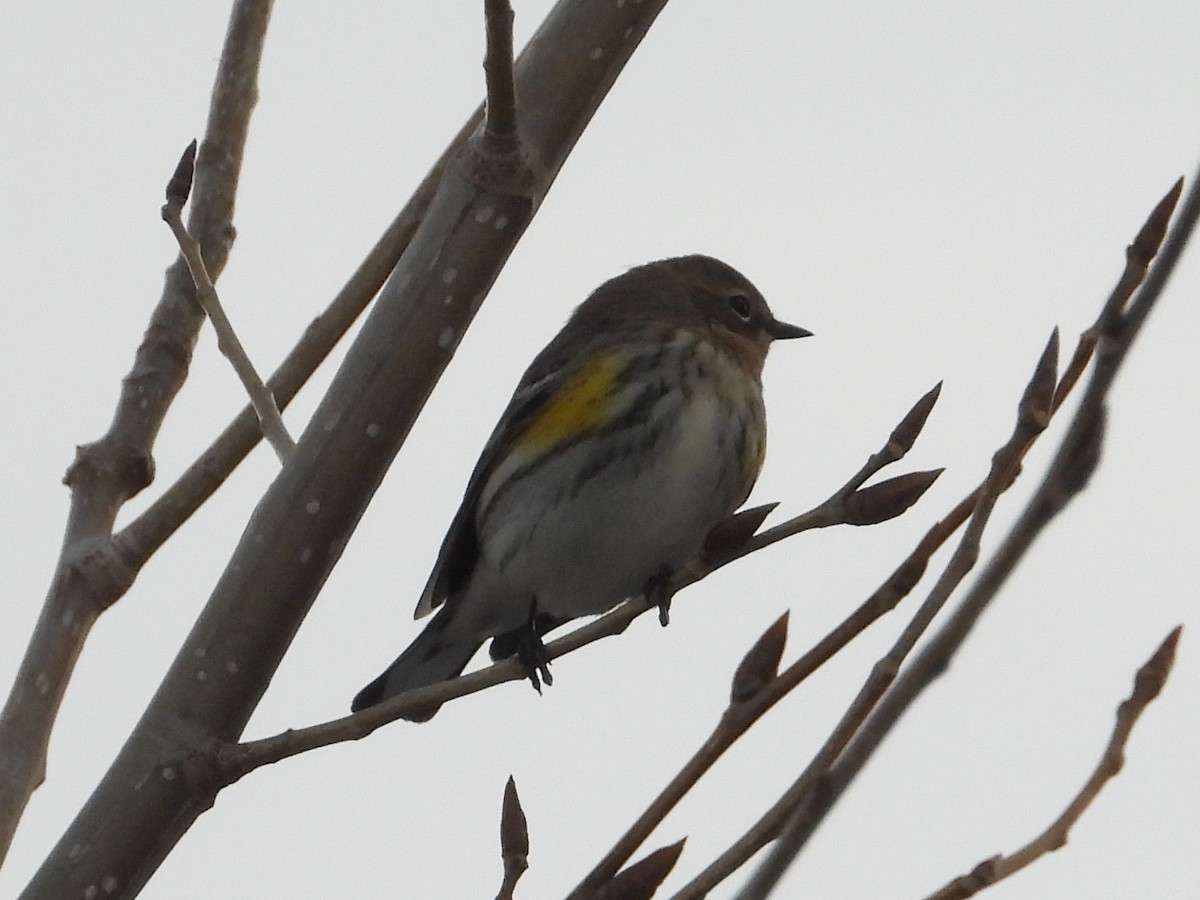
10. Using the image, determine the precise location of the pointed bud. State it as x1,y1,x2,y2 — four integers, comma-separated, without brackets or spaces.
844,469,943,526
1128,177,1183,270
702,503,778,566
1018,330,1059,436
1132,626,1181,706
731,612,789,703
599,839,686,900
887,382,942,458
496,776,529,900
165,140,197,210
500,776,529,860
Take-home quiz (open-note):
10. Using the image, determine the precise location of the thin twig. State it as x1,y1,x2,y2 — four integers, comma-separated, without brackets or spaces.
924,627,1180,900
735,175,1193,896
214,387,943,785
1052,178,1181,412
483,0,518,148
162,141,296,462
584,482,977,896
114,111,481,573
678,335,1060,900
470,0,532,194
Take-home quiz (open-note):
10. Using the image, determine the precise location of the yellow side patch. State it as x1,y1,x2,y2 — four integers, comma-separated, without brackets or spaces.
517,351,628,452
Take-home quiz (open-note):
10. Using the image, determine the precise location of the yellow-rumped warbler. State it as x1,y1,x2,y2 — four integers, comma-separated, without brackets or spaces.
352,255,809,719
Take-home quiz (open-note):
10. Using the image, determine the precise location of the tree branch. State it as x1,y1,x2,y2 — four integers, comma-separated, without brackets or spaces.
161,141,296,462
736,174,1194,896
680,334,1060,900
200,385,943,786
20,3,673,895
0,0,271,868
113,109,482,577
923,627,1180,900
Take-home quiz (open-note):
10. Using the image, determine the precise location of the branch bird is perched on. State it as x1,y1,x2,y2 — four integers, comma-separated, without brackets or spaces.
353,255,810,719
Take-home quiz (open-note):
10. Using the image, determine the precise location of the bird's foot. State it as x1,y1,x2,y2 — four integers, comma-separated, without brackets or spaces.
491,603,556,694
514,624,553,693
646,565,675,627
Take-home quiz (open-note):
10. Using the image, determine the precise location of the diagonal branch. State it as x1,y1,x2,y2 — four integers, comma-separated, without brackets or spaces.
162,141,296,462
203,386,943,785
113,109,481,574
680,334,1061,900
739,174,1195,896
923,627,1180,900
20,3,673,895
673,173,1181,888
0,0,272,868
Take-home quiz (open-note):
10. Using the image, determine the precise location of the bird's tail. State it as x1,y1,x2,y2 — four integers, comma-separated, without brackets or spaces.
351,608,483,721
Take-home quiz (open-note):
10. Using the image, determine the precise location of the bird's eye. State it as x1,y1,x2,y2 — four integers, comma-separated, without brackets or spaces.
728,293,752,322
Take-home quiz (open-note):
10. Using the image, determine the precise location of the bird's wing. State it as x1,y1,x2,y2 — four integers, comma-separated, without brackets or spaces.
412,328,606,619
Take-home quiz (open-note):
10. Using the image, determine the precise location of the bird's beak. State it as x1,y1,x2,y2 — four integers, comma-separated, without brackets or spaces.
766,317,812,340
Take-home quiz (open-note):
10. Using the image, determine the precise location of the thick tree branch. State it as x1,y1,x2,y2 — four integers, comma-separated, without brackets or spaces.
0,0,271,868
21,3,672,896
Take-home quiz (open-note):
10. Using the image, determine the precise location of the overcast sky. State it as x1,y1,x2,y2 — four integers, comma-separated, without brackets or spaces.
2,3,1197,899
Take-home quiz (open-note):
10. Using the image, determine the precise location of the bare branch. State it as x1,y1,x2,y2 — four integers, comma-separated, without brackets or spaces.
1053,178,1182,412
113,110,482,576
210,388,949,789
682,194,1182,892
483,0,518,149
924,627,1181,900
684,335,1058,900
469,0,533,196
568,486,965,899
161,142,296,462
22,3,677,894
735,173,1196,895
0,0,272,865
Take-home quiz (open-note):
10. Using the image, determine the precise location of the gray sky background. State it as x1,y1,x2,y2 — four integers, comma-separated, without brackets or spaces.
2,3,1197,898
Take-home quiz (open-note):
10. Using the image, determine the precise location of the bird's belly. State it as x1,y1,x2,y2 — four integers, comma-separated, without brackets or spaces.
478,381,760,620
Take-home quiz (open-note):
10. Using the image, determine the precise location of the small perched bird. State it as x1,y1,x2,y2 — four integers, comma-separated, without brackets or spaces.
353,255,809,719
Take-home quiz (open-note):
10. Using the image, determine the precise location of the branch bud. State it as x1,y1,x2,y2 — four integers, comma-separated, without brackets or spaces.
844,469,944,526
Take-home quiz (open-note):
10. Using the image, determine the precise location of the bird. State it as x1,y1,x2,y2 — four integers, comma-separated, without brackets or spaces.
352,254,810,719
